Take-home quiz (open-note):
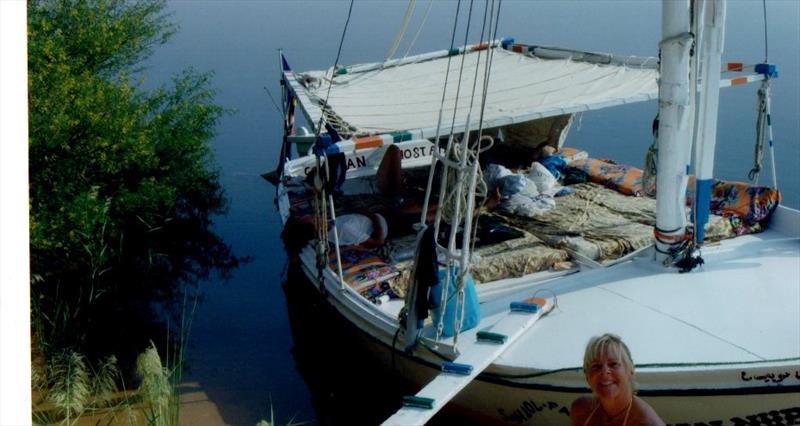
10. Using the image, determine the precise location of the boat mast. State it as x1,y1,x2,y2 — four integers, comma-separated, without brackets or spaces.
692,0,726,246
655,0,694,263
656,0,727,263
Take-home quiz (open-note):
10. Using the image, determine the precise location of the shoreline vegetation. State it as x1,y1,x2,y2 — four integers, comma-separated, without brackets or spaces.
28,0,240,423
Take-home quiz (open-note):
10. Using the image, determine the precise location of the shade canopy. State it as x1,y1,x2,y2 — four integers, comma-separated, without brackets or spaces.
292,48,659,139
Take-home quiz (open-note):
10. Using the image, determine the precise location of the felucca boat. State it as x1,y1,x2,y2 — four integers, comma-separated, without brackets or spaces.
267,1,800,424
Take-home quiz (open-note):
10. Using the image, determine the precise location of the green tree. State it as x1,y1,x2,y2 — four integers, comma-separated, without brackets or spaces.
28,0,237,364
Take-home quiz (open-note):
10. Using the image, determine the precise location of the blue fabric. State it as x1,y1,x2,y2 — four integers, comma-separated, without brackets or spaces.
501,174,527,197
312,134,334,155
324,122,342,143
556,187,574,197
539,155,567,180
321,152,347,194
430,268,481,337
755,63,778,78
281,53,292,71
693,178,713,244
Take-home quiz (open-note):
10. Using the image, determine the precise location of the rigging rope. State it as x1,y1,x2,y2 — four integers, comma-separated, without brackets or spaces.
688,0,701,248
439,0,490,227
432,0,476,236
468,0,502,258
402,0,434,59
432,0,479,344
417,0,464,226
433,0,502,346
263,86,283,115
400,0,463,349
762,0,769,63
750,0,777,188
321,0,354,124
385,0,417,61
412,0,478,344
749,80,770,183
312,0,355,294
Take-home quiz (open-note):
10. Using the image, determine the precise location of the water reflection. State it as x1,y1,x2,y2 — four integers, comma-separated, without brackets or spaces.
99,214,245,377
32,209,245,382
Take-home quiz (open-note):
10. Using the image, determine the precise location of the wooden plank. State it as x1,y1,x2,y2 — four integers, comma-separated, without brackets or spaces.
382,299,552,426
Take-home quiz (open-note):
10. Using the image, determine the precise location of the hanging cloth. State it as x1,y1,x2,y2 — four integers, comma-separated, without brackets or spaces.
413,226,439,322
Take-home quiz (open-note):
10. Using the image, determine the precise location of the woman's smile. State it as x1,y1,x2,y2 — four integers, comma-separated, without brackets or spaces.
587,353,631,401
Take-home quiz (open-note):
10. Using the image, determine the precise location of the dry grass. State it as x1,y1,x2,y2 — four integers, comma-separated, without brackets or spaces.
32,345,182,426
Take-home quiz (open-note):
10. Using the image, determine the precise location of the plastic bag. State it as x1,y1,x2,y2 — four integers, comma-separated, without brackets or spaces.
484,163,513,192
526,162,559,194
501,174,538,198
430,268,480,337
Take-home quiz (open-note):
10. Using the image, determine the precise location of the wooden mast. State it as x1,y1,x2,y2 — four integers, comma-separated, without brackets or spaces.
655,0,694,262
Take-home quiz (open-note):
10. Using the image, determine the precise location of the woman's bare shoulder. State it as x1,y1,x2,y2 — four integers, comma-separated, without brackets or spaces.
570,395,595,426
631,396,666,426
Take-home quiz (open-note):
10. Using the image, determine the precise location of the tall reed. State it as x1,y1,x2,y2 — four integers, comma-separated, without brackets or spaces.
32,289,199,426
255,397,307,426
136,344,174,425
32,350,124,426
136,290,199,426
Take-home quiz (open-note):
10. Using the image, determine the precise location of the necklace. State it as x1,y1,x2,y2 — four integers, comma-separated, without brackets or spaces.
602,398,633,425
584,397,634,426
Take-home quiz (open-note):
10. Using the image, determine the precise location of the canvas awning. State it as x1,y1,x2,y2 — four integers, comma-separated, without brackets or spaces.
290,47,659,139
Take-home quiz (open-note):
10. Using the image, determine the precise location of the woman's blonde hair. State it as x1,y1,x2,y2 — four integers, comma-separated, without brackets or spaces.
582,333,637,391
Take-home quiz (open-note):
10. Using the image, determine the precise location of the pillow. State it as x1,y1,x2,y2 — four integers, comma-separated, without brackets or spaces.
710,180,780,234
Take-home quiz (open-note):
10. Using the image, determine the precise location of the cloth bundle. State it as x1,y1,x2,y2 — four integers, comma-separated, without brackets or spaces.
484,163,563,217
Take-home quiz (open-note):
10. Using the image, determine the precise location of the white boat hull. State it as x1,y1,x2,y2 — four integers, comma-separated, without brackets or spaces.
291,231,800,425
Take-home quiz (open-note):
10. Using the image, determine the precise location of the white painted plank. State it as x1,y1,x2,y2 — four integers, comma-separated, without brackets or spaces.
382,300,552,426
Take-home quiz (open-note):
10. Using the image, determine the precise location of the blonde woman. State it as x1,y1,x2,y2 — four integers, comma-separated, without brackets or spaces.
571,334,665,426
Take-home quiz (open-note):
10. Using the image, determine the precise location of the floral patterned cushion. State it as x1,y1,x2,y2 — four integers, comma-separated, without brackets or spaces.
710,180,780,235
329,247,399,293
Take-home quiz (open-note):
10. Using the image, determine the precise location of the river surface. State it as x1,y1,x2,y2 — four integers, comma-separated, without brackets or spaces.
143,1,800,424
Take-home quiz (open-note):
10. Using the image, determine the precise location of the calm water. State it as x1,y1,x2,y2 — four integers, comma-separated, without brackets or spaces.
143,1,800,424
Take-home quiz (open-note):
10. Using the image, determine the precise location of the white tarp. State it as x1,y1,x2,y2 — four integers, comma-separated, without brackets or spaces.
297,49,658,137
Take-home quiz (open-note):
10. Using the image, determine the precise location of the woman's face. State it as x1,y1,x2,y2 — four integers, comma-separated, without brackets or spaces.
586,349,634,401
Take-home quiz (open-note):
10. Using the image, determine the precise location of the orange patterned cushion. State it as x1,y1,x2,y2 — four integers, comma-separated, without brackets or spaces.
567,158,644,196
